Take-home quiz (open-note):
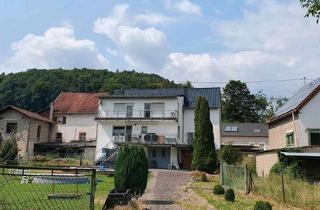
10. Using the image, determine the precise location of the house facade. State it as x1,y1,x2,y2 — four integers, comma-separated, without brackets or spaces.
0,105,51,160
221,123,268,153
256,78,320,176
95,88,221,169
35,92,104,162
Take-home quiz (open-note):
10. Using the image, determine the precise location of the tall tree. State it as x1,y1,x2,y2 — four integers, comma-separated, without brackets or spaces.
222,80,258,123
300,0,320,23
192,96,217,173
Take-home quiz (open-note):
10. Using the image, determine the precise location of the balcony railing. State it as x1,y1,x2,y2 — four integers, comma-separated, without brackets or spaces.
112,133,178,145
97,110,178,120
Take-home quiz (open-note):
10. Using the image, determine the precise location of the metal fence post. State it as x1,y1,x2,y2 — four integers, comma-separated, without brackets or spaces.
281,174,286,204
89,169,96,210
244,164,248,194
220,162,223,186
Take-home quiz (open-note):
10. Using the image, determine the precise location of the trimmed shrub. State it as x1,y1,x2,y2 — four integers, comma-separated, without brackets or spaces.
114,145,148,197
192,97,217,174
254,201,272,210
224,189,235,202
213,184,225,195
192,171,207,181
0,137,18,165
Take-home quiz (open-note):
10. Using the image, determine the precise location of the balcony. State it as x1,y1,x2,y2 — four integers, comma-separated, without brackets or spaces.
96,110,178,120
112,133,178,145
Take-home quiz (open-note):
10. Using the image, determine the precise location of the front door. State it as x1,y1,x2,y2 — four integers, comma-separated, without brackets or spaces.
181,149,192,169
126,126,132,142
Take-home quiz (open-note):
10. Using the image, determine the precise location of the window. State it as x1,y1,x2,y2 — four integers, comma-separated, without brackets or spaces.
254,129,261,133
187,132,194,144
6,122,17,134
162,149,166,158
112,126,125,136
152,149,156,157
79,132,86,141
114,103,126,117
56,133,62,141
310,130,320,145
224,126,238,132
57,116,66,124
151,103,165,117
258,143,265,150
286,132,295,146
141,126,148,134
36,125,41,141
144,103,151,118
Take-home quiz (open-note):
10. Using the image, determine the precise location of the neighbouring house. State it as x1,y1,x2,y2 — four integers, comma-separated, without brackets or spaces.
35,92,104,162
0,105,52,160
95,88,222,169
256,78,320,176
221,123,268,154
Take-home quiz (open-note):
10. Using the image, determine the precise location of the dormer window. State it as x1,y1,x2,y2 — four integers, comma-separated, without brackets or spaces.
254,129,261,133
224,126,238,132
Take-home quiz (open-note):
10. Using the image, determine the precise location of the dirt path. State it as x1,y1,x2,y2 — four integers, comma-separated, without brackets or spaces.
140,169,192,210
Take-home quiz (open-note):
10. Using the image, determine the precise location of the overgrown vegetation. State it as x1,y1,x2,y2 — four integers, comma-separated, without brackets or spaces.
0,137,18,165
114,145,148,197
254,174,320,209
191,171,207,182
0,69,188,112
192,96,217,174
218,144,241,165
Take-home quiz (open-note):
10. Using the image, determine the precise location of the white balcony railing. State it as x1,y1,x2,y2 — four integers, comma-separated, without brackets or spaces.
97,110,178,119
111,133,178,145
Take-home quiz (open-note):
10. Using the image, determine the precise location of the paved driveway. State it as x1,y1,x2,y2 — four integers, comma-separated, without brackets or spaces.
140,169,191,210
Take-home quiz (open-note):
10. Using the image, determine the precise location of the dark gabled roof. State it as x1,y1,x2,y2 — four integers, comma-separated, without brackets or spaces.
0,105,52,123
53,92,105,114
221,123,268,137
108,88,221,108
269,77,320,123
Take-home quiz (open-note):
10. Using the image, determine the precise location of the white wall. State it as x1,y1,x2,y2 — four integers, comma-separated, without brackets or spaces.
51,114,97,142
183,108,221,148
297,92,320,146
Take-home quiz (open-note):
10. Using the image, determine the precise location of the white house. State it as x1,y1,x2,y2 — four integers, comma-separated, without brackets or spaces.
95,88,221,169
256,77,320,176
0,105,52,160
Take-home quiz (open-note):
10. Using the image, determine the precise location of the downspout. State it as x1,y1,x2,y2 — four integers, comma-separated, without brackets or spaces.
292,111,298,147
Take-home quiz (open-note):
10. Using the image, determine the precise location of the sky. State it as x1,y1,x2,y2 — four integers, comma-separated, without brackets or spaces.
0,0,319,97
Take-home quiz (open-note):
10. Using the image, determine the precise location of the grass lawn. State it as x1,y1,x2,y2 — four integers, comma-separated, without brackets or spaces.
0,172,114,210
190,175,301,210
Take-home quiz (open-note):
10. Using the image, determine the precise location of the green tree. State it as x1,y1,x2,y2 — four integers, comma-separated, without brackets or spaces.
222,80,258,123
114,145,148,197
218,144,242,165
192,96,217,173
300,0,320,23
265,96,288,120
0,137,18,165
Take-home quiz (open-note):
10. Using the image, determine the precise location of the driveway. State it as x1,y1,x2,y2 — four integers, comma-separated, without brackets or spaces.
140,169,191,210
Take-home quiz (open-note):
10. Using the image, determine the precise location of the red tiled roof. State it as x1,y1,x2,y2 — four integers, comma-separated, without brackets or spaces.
0,105,52,123
53,92,105,114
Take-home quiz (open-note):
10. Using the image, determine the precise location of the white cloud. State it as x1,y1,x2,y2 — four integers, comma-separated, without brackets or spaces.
93,4,169,71
135,13,173,25
1,25,108,73
166,0,201,15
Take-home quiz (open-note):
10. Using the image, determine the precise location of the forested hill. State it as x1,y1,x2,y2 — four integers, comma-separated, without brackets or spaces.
0,69,187,112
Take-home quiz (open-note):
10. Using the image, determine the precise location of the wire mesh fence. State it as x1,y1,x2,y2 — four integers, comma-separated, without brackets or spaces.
220,163,249,193
252,174,320,209
0,165,96,210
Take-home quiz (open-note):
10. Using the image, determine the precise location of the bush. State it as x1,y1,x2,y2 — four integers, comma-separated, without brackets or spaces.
191,171,207,181
218,143,241,165
0,137,18,165
224,189,235,202
270,162,302,178
213,184,225,195
254,201,272,210
114,145,148,197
